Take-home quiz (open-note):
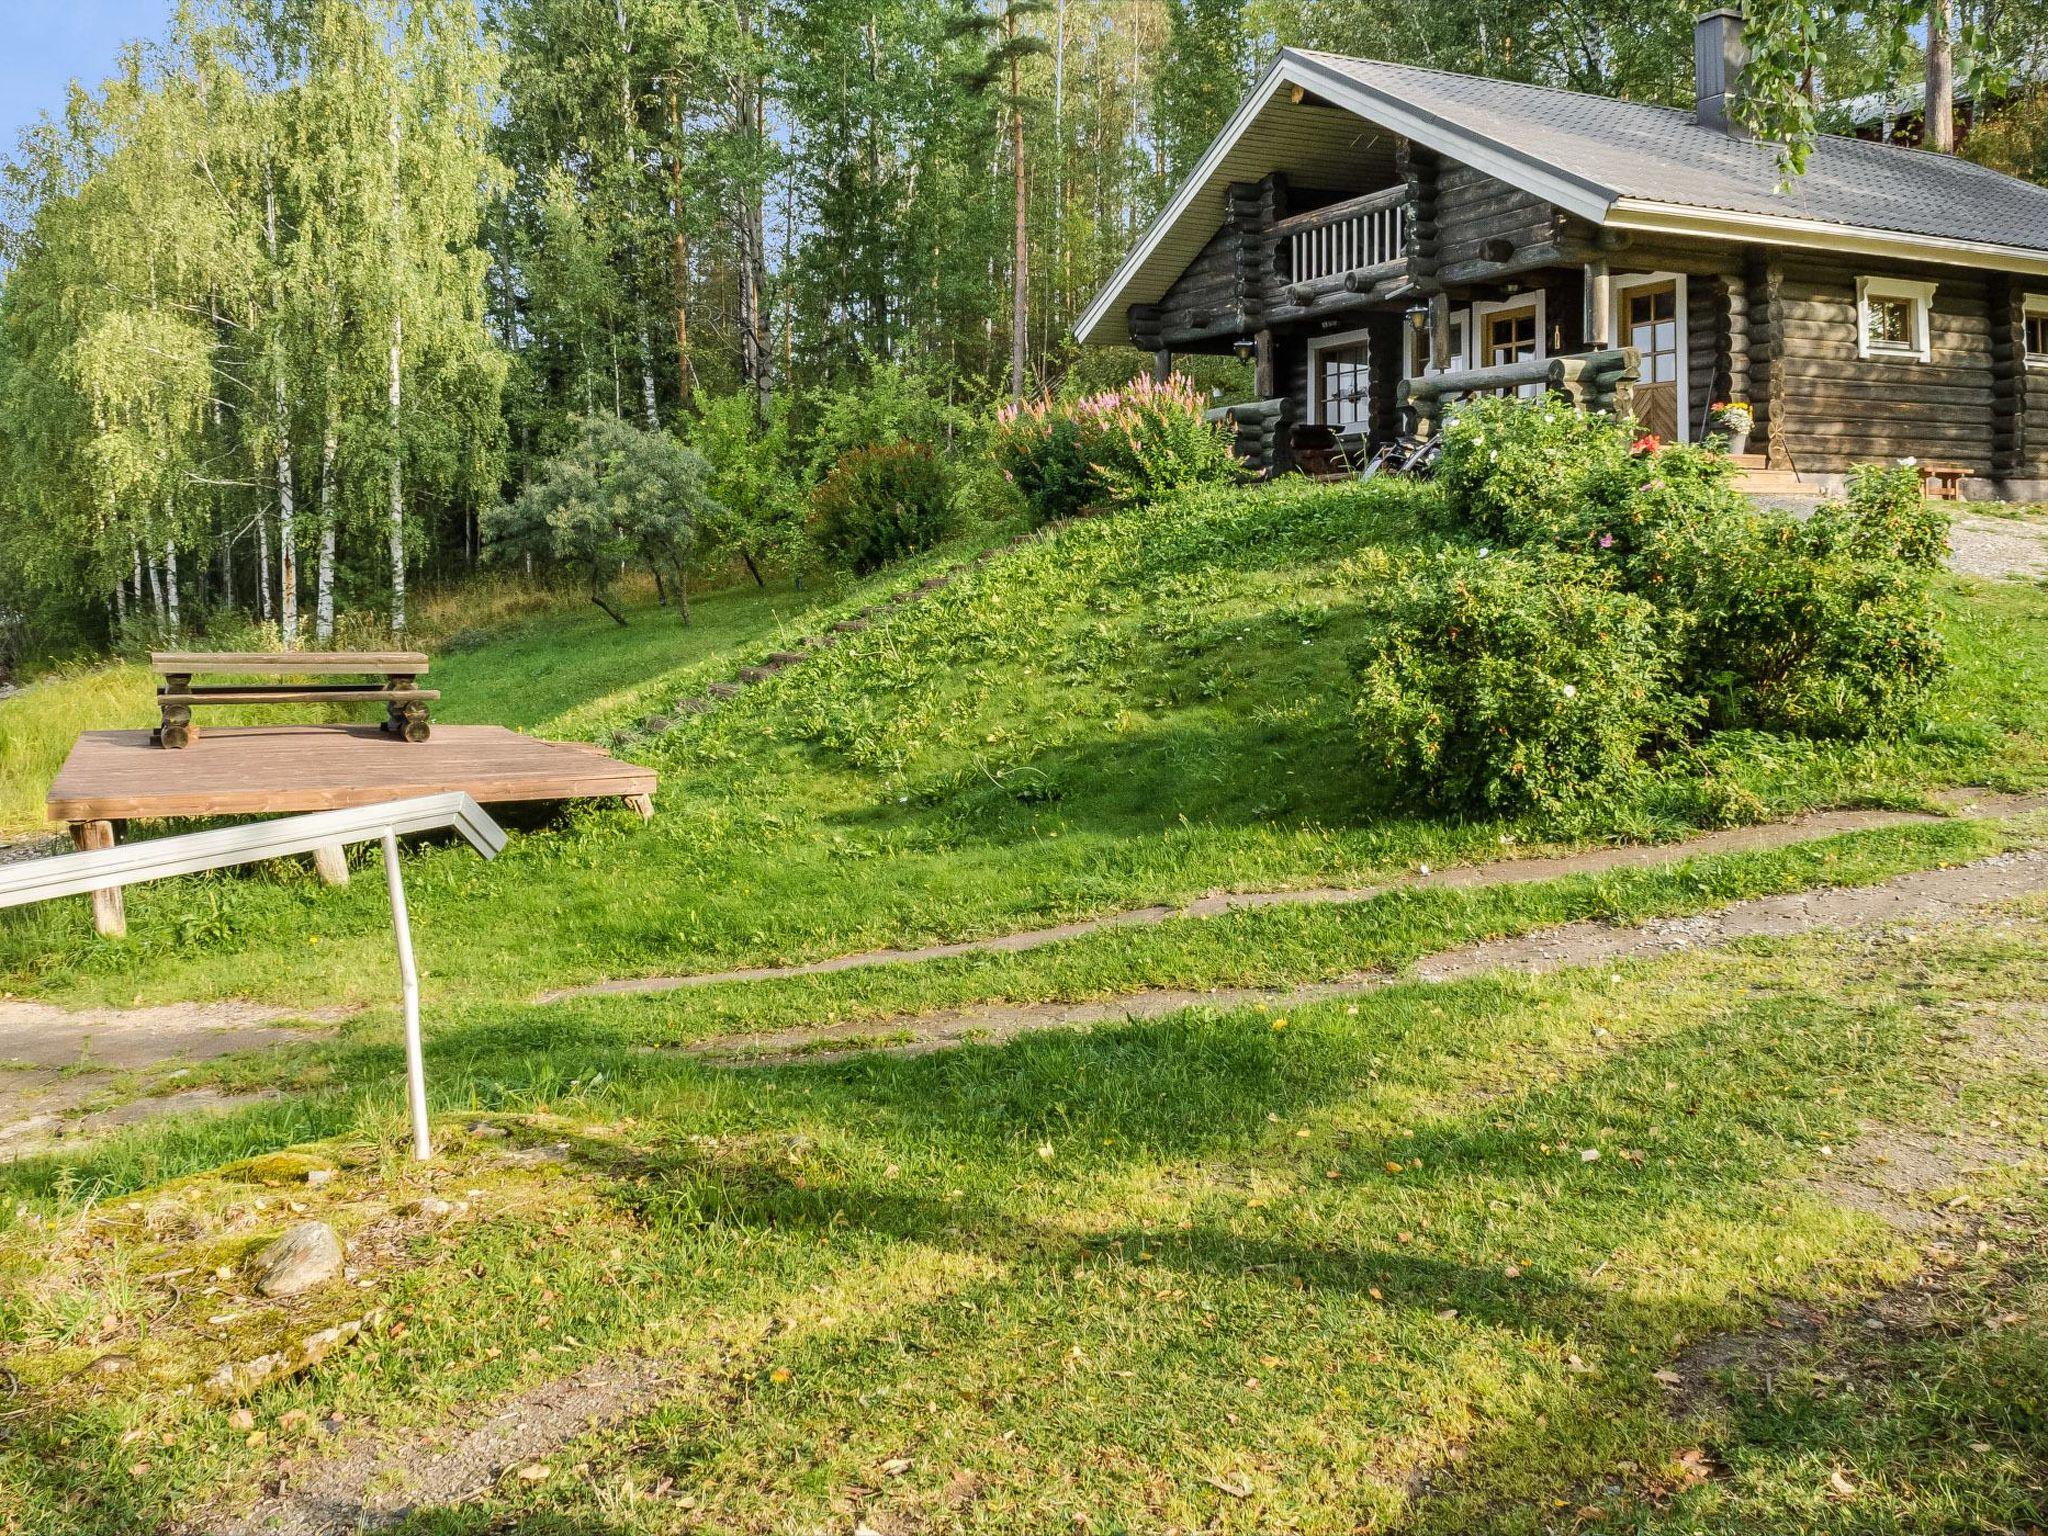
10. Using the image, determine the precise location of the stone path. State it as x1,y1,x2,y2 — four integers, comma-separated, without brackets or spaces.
545,788,2048,1004
0,998,344,1156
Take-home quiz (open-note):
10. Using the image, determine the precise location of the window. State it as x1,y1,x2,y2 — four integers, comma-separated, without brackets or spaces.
1473,292,1547,398
1311,333,1372,432
1484,304,1538,367
2026,295,2048,367
1856,275,1937,363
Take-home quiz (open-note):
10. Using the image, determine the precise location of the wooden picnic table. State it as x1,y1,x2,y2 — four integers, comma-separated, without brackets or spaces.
151,651,438,749
1918,463,1969,501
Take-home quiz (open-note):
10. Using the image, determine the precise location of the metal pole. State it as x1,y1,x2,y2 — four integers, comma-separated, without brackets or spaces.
381,828,432,1160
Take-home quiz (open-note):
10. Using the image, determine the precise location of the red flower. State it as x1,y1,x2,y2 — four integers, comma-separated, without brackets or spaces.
1631,433,1662,456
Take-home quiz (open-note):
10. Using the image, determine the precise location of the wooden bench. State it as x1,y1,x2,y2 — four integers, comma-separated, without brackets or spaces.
1918,463,1969,501
151,651,439,749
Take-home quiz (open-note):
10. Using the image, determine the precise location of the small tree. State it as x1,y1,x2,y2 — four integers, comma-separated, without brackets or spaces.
484,416,719,625
685,391,808,585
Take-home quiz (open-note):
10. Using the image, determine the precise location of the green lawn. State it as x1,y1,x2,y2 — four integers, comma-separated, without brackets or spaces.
2,480,2043,1014
4,479,2048,1533
3,899,2042,1534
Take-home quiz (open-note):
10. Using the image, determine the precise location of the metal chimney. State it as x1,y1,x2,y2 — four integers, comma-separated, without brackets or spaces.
1695,9,1749,134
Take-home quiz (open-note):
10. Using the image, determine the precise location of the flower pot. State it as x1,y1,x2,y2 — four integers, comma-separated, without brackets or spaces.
1721,427,1750,457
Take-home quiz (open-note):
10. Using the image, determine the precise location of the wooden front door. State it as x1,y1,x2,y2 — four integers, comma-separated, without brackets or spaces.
1620,279,1682,440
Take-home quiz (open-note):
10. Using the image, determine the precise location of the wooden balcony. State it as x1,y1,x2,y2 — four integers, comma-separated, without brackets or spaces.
1279,186,1407,287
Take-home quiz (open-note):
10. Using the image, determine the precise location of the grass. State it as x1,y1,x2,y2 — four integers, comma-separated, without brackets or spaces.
2,479,2044,1014
1,902,2042,1533
3,477,2047,1532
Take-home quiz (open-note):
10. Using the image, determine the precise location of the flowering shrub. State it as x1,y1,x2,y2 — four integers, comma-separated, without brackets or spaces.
811,441,956,574
1352,546,1691,812
993,372,1244,524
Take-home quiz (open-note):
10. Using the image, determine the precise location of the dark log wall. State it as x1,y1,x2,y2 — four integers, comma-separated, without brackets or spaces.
1989,275,2048,482
1762,254,1997,475
1435,164,1556,272
1155,225,1238,334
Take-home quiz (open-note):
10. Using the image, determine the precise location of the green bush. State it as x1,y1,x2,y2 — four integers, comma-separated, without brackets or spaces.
811,440,956,574
1352,547,1690,812
1808,462,1952,569
1434,394,1637,547
1644,510,1945,737
1435,399,1948,742
998,416,1097,528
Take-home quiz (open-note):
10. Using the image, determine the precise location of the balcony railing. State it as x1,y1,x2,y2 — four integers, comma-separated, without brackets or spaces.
1279,187,1406,286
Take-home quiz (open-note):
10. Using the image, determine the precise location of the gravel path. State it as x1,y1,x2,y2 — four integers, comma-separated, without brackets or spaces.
546,788,2048,1004
1949,512,2048,581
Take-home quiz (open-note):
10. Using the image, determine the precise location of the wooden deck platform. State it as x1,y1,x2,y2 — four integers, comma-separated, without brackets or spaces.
48,724,655,824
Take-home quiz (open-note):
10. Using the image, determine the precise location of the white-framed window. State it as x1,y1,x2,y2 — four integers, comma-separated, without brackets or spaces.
1307,326,1374,433
1473,290,1548,397
2025,294,2048,368
1404,306,1472,383
1856,275,1937,362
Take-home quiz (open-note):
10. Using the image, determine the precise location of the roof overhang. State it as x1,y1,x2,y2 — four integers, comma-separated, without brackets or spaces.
1076,50,1619,349
1605,198,2048,277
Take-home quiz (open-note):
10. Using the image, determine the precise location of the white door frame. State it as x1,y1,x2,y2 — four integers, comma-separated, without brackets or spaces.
1611,270,1690,441
1306,325,1375,431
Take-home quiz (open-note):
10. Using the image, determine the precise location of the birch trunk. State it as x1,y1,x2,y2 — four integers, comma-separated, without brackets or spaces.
388,309,406,635
255,504,274,622
387,101,407,635
1010,84,1029,400
315,418,338,644
266,165,298,645
163,537,181,637
666,76,693,411
275,376,298,646
143,539,164,628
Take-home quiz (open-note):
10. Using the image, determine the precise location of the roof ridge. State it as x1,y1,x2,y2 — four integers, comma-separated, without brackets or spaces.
1287,46,2023,176
1285,47,1697,117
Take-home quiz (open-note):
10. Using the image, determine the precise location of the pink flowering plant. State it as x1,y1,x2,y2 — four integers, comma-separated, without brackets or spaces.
993,372,1245,524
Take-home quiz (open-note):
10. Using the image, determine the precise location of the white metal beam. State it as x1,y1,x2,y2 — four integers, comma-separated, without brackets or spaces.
0,792,503,909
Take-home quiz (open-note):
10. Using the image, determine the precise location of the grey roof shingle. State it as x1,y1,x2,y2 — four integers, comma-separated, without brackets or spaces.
1297,50,2048,253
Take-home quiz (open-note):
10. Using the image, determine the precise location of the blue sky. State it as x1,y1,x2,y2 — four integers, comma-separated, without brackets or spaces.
4,2,175,151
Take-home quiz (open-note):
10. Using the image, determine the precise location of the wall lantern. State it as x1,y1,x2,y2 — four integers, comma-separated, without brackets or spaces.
1232,336,1257,361
1403,303,1430,335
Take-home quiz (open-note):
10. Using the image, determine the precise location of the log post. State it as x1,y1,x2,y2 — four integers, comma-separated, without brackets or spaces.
70,821,125,939
1253,328,1276,400
1583,259,1613,349
312,844,351,887
1428,292,1451,373
1152,348,1172,383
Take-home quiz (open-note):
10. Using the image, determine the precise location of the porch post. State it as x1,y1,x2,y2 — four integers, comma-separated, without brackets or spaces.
1428,292,1451,371
1152,348,1172,383
1584,259,1613,348
1254,327,1276,399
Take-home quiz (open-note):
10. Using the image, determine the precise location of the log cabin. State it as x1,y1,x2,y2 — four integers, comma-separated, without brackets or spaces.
1075,10,2048,498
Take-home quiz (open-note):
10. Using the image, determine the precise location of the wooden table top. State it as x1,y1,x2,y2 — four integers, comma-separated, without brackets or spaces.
49,724,653,823
150,650,431,676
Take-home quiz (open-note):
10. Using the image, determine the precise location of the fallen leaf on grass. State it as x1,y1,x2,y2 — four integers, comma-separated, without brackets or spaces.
1652,1369,1683,1391
1828,1469,1858,1499
1201,1474,1252,1499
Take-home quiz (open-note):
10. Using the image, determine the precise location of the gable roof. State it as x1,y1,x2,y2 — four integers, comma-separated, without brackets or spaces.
1077,48,2048,347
